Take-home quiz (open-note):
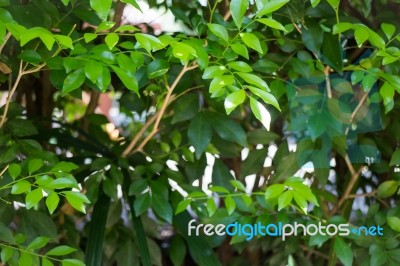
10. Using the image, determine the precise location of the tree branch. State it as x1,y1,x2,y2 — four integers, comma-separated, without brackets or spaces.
122,63,198,157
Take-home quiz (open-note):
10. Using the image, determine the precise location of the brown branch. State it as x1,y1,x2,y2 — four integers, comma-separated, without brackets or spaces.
337,159,363,207
347,190,376,199
0,32,11,55
0,61,23,128
324,66,332,98
122,63,198,157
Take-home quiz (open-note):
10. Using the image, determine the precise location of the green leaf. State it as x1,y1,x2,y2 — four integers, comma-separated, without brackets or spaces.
27,236,50,250
257,0,290,17
19,252,33,266
84,60,101,83
172,93,199,123
188,112,212,159
0,223,15,244
230,180,246,192
52,162,79,172
257,18,287,32
227,61,252,72
236,72,269,91
1,247,13,263
230,0,248,29
110,66,139,94
28,158,43,174
84,33,97,43
310,0,321,7
354,26,369,47
8,163,21,179
42,258,54,266
207,23,229,43
169,236,186,266
332,22,353,34
248,86,280,110
278,190,293,210
380,82,394,113
240,33,263,53
54,35,73,49
308,112,328,141
225,195,236,215
334,238,353,266
250,97,271,130
61,259,85,266
377,180,398,198
206,198,217,216
135,33,163,53
105,33,119,49
46,178,77,189
151,182,173,223
231,43,249,59
90,0,112,20
134,192,151,216
11,180,31,194
46,192,60,214
46,245,76,256
327,0,340,9
147,59,169,78
25,188,43,209
293,191,308,213
381,23,395,40
202,65,226,79
224,89,246,114
209,75,234,94
207,112,248,146
175,199,191,215
63,68,86,94
64,191,90,213
171,42,197,63
265,184,285,199
387,216,400,232
121,0,142,12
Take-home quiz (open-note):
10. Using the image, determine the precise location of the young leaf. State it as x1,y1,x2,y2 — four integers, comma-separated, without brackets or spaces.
230,180,246,192
240,33,263,53
61,259,85,266
27,236,50,250
354,26,369,47
207,23,229,43
202,65,226,79
387,216,400,232
11,180,31,194
377,180,398,198
236,72,269,91
231,43,249,59
105,33,119,49
54,35,73,50
278,190,293,210
64,191,90,213
250,97,271,130
381,23,395,40
265,184,285,199
8,163,21,179
257,0,290,17
46,245,76,256
257,18,287,32
175,199,191,215
28,158,43,174
225,195,236,215
90,0,112,20
227,61,252,72
293,191,308,213
25,188,43,209
224,89,246,114
46,192,60,214
84,33,97,43
230,0,249,29
206,198,217,216
248,86,280,110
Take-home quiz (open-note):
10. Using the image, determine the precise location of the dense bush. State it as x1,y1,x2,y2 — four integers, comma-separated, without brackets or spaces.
1,0,400,265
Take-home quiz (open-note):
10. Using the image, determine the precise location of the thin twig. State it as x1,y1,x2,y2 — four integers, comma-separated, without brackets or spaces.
133,64,197,153
324,66,332,98
0,165,9,177
0,61,23,128
337,162,363,207
347,190,377,199
0,32,11,55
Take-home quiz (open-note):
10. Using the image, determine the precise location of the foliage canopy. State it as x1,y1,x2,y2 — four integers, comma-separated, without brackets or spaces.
1,0,400,265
